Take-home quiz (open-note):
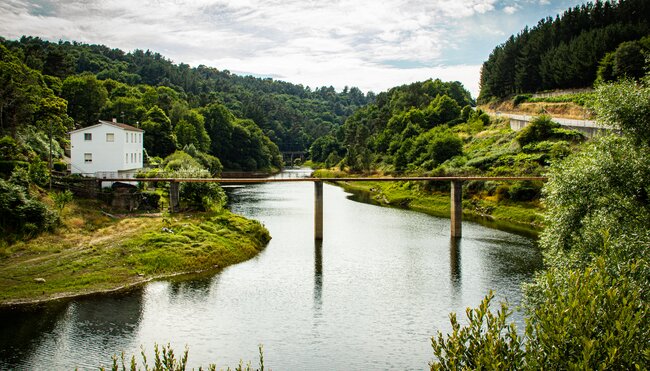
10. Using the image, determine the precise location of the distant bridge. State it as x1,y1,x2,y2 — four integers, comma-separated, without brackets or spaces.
96,176,546,239
281,151,308,164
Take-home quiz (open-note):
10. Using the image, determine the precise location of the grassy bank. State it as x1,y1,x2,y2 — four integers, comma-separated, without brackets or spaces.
313,169,543,236
0,199,270,306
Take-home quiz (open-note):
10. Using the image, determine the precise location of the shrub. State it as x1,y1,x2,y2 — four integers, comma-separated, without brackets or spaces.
170,166,226,211
478,112,490,126
53,161,67,172
513,94,531,105
508,181,541,202
465,153,500,171
8,167,30,188
101,343,265,371
432,260,648,370
495,184,510,201
0,179,58,238
163,151,202,172
183,144,223,176
140,191,161,210
591,75,650,146
0,160,29,178
29,160,50,187
430,292,525,370
179,182,226,211
428,131,463,165
0,136,25,160
52,190,73,213
540,135,650,268
525,259,648,369
516,115,560,147
550,127,584,143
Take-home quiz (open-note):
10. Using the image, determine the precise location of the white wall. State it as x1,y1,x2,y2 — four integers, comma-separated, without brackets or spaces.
70,124,143,175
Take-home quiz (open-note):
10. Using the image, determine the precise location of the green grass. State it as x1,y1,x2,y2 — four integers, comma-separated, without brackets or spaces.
330,180,543,236
0,200,270,305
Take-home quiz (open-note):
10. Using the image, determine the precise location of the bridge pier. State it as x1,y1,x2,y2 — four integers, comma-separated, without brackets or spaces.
450,180,463,238
169,181,180,213
314,180,323,240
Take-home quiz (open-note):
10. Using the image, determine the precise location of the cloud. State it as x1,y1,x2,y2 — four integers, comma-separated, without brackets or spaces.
503,5,519,14
0,0,586,98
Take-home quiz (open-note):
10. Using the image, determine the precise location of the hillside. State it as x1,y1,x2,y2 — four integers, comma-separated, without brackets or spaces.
1,36,373,153
478,0,650,103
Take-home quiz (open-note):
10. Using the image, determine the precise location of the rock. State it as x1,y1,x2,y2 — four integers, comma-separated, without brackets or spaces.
34,278,46,283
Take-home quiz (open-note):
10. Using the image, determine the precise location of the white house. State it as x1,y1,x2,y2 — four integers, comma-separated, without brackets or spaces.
69,119,145,178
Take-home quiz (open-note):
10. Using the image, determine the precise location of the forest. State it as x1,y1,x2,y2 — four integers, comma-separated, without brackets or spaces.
0,35,373,172
478,0,650,102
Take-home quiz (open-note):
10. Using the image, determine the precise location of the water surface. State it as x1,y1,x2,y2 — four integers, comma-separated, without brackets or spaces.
0,169,542,370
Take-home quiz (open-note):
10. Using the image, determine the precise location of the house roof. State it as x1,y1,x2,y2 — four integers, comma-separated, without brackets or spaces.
69,120,145,134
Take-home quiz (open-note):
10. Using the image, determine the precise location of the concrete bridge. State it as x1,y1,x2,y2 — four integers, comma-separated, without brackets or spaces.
497,112,613,137
98,176,545,239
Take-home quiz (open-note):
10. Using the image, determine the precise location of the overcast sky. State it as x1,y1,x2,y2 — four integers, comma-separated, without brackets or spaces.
1,0,589,98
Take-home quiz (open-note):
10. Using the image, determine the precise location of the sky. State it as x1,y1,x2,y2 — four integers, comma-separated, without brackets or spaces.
0,0,590,98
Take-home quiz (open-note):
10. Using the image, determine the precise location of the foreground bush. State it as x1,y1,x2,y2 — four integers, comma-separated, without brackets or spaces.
432,75,650,369
101,343,265,371
430,292,524,370
0,178,58,239
525,258,648,369
431,259,648,369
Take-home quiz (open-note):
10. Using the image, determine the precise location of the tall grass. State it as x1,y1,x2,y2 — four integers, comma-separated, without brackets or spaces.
101,344,265,371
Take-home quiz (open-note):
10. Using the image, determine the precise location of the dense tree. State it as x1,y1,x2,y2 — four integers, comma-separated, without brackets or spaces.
141,105,177,157
61,74,108,127
339,79,471,173
174,109,210,152
309,135,344,163
478,0,650,101
0,44,71,138
591,74,650,145
2,36,373,153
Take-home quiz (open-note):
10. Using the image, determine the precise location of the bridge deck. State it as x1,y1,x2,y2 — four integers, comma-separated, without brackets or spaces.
92,175,546,239
97,176,547,183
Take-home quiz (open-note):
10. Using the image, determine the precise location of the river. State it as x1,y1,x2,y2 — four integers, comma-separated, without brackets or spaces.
0,169,542,370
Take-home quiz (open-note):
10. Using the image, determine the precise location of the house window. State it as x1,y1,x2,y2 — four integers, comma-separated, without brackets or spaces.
125,154,128,163
131,153,134,162
84,153,92,163
126,133,129,143
131,133,135,142
106,133,114,142
84,133,92,141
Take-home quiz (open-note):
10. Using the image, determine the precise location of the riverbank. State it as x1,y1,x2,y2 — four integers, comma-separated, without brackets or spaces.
313,169,544,237
0,199,270,306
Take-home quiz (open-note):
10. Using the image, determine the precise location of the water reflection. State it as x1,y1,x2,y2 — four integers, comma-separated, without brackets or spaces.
167,275,214,302
449,238,462,287
0,290,145,370
0,301,69,367
314,240,323,313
